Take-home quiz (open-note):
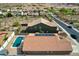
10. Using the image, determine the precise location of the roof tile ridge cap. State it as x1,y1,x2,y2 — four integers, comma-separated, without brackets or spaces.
41,18,47,24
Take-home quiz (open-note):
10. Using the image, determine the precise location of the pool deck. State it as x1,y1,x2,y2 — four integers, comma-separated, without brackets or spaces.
5,35,25,56
5,36,17,56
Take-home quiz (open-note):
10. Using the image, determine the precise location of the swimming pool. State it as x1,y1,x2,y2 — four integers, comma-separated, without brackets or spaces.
12,37,24,47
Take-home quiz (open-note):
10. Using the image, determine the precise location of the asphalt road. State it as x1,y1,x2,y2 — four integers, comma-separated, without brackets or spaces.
49,14,79,42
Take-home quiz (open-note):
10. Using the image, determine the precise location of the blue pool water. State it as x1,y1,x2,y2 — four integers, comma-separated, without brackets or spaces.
12,37,24,47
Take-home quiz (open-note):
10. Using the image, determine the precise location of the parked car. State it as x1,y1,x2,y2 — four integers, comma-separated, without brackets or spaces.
67,25,72,28
70,34,77,39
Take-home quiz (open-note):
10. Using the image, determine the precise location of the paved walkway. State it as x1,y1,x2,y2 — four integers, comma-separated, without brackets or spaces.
5,36,17,56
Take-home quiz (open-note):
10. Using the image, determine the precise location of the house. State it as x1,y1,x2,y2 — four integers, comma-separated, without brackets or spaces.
25,18,58,33
22,33,72,55
22,11,28,16
9,9,24,16
27,10,39,16
0,11,3,15
0,9,6,16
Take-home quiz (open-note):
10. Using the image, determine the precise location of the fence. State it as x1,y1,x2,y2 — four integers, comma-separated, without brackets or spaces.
0,32,15,51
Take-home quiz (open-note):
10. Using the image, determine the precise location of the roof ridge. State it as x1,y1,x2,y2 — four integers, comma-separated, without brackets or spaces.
28,18,56,27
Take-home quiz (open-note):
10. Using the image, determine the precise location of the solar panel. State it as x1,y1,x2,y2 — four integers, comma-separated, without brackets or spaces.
35,33,54,36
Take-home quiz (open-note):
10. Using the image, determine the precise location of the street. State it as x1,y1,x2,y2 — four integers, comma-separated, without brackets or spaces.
49,14,79,42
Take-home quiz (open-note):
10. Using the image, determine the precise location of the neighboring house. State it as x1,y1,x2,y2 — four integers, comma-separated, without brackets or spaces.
0,11,3,15
40,10,47,15
0,9,46,16
7,9,23,16
1,9,7,16
10,9,17,16
0,10,6,16
22,11,28,16
27,10,39,16
25,18,57,33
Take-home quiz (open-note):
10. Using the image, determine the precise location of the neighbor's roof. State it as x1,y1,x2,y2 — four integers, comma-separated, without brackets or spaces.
0,36,4,46
23,35,72,52
0,31,12,46
28,18,57,27
0,32,6,46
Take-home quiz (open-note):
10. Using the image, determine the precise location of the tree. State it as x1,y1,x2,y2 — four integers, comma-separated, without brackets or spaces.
59,8,67,15
72,9,76,15
6,12,13,17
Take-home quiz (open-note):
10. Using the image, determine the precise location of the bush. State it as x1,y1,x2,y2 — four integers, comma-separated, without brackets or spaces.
6,12,13,17
59,8,76,15
48,7,55,13
3,37,8,41
15,27,21,35
3,34,8,41
13,21,20,27
0,14,4,18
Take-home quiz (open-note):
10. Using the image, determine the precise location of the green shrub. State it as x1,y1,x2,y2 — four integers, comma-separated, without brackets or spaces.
3,37,8,41
0,14,4,18
59,8,76,15
3,34,8,41
6,12,13,17
13,21,20,27
15,27,21,35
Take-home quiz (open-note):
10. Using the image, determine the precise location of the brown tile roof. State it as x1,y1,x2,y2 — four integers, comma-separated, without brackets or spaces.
23,35,72,52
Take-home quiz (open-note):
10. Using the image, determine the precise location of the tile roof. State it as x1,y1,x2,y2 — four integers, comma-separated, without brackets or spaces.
28,18,57,27
23,35,72,52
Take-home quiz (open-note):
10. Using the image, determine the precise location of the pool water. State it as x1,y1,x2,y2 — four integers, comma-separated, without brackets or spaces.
12,37,24,47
